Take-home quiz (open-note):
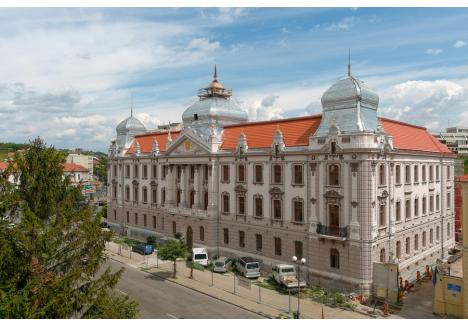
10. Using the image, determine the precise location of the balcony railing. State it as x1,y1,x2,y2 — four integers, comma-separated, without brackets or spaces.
316,224,348,238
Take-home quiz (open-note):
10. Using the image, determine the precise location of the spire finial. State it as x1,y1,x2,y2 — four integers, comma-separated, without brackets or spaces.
130,93,134,117
347,48,351,77
213,64,218,80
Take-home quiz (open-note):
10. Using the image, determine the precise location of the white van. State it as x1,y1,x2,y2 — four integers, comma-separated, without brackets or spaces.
192,248,208,267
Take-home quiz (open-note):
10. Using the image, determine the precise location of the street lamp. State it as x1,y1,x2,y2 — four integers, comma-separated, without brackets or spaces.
292,255,306,319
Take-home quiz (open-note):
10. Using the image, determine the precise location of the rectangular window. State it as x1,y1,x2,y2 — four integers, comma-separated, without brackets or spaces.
414,234,419,251
430,229,434,244
414,165,418,183
113,165,117,177
414,198,419,217
447,192,451,209
294,241,303,259
422,165,426,182
152,189,157,204
274,237,282,256
294,200,303,222
153,216,156,228
161,189,166,205
405,165,411,184
430,195,434,213
273,164,282,184
143,165,148,179
126,211,129,223
255,197,263,217
134,213,138,225
126,165,130,178
379,204,386,226
223,228,229,244
239,231,245,248
143,188,148,203
422,197,427,215
379,165,386,186
114,210,116,220
256,234,262,251
429,165,434,181
222,165,230,182
396,241,401,259
422,231,426,247
273,199,282,219
436,194,440,211
395,201,401,221
134,165,139,179
406,237,410,255
143,214,147,227
395,165,401,184
254,164,263,183
436,165,440,181
223,194,230,214
152,165,157,179
293,164,303,185
447,165,451,180
405,199,411,220
237,164,245,182
162,165,167,180
238,196,245,215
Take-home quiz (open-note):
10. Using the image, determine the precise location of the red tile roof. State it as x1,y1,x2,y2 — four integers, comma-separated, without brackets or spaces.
379,118,452,154
126,115,452,155
63,163,88,173
221,115,322,150
127,131,181,155
0,162,8,171
456,174,468,182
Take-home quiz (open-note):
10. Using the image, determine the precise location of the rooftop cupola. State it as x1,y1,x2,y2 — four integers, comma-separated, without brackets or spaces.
315,51,380,137
182,66,248,134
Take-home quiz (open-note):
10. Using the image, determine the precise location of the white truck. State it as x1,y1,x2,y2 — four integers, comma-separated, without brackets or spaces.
272,264,307,290
192,248,208,267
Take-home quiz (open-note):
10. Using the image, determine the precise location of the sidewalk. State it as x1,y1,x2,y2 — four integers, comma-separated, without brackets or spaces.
106,242,378,319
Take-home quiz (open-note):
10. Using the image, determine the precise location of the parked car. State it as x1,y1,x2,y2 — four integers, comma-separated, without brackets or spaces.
235,257,261,279
192,248,208,267
132,243,154,255
213,257,233,273
272,264,307,290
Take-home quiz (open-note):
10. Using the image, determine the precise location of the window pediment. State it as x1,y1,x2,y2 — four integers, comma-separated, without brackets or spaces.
234,184,247,194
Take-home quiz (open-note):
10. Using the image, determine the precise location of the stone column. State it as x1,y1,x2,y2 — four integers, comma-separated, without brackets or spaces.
193,165,201,209
207,159,219,217
166,164,176,206
179,164,187,207
309,162,318,233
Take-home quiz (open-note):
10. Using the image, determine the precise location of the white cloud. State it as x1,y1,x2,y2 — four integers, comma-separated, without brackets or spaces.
242,95,284,121
326,16,356,31
454,40,466,48
425,48,443,55
187,38,220,52
379,79,468,131
136,112,161,131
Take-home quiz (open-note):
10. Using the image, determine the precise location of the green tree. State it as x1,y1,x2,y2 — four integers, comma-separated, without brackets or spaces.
94,156,108,184
0,137,138,318
157,240,186,278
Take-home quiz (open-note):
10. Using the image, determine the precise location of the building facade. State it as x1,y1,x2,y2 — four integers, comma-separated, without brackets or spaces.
433,127,468,156
66,153,94,176
107,68,456,293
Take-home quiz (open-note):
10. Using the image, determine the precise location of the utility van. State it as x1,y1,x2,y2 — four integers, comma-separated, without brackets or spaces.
235,257,261,279
192,248,208,267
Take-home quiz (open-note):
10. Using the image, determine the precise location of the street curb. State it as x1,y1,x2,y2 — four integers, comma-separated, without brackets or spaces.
109,256,274,319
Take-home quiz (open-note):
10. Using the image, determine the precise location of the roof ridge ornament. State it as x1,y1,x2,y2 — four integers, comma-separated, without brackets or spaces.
151,137,160,156
198,66,232,99
348,48,351,77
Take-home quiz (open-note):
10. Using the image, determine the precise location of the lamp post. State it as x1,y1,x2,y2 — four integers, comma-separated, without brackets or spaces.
292,255,306,319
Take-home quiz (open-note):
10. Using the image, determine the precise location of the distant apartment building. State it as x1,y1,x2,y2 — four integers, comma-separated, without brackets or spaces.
66,153,94,176
107,67,456,293
433,127,468,156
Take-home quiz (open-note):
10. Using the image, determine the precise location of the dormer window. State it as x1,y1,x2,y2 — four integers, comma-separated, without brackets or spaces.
331,141,337,154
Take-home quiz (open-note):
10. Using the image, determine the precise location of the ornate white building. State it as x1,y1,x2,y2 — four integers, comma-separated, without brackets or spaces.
107,67,456,293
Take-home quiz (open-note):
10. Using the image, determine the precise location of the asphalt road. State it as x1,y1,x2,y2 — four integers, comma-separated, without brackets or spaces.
106,259,263,319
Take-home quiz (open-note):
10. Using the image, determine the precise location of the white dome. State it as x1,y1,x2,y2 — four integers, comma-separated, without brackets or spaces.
321,76,379,110
116,116,147,133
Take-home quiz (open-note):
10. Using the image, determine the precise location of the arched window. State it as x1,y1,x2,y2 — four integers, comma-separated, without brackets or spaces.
330,248,340,269
328,165,340,186
380,248,386,262
133,186,139,202
199,226,205,241
172,221,176,235
396,241,401,259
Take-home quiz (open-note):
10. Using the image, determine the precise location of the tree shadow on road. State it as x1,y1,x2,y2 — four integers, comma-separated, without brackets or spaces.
144,270,174,282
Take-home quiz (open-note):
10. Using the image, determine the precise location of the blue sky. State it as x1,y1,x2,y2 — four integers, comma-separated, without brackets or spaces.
0,7,468,151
